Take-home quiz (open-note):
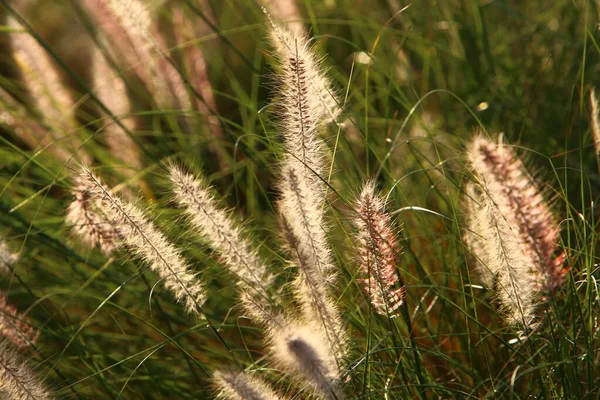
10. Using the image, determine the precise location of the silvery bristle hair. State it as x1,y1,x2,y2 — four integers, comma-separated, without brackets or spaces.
353,181,406,318
0,295,39,350
278,159,346,360
271,21,346,359
104,0,191,111
463,183,495,288
91,48,142,171
467,136,566,293
467,181,539,327
267,15,340,188
268,17,347,360
213,370,282,400
65,172,119,256
267,17,341,127
465,135,566,327
0,342,50,400
168,165,280,325
77,166,206,314
270,322,341,399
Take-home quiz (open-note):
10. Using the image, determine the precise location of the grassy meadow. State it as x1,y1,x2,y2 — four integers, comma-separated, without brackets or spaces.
0,0,599,398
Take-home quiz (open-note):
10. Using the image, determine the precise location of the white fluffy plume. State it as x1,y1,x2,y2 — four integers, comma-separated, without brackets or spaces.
77,166,206,315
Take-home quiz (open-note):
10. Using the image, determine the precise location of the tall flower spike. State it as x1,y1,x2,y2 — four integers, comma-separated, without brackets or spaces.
168,165,280,326
77,166,206,314
213,370,282,400
8,17,90,163
468,136,566,293
278,159,346,361
66,172,119,256
267,16,347,360
267,14,340,187
0,295,39,350
352,181,406,318
0,341,50,400
465,135,566,327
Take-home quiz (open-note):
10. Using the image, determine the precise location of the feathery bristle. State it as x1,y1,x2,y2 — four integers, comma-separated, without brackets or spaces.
465,135,566,327
267,17,340,191
104,0,191,110
213,370,282,400
277,160,346,360
270,322,341,399
353,181,405,318
268,18,347,358
168,165,279,324
470,185,540,327
468,136,566,292
78,167,206,315
65,172,119,256
0,296,38,350
0,342,50,400
463,183,496,288
268,19,341,129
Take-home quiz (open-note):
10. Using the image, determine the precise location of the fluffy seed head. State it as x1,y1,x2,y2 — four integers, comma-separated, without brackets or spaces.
77,167,206,315
467,135,567,293
267,16,340,186
0,341,50,400
353,181,405,318
0,296,38,350
468,184,540,327
66,173,119,255
270,322,341,399
213,370,282,400
277,159,346,360
168,165,279,324
465,135,566,328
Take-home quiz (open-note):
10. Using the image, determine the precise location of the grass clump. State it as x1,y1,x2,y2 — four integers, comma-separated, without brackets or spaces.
0,0,599,398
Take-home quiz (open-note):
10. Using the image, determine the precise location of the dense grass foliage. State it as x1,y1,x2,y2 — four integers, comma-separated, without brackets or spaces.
0,0,599,398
